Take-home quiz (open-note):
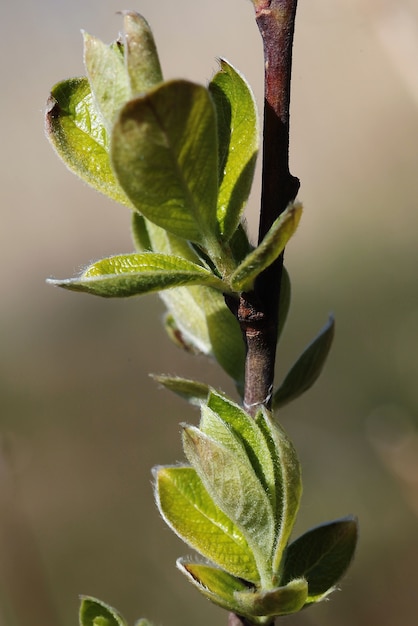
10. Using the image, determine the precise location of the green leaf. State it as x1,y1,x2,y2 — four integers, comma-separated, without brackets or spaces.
79,597,127,626
83,31,131,132
281,517,358,602
209,59,258,240
273,315,335,410
48,253,227,297
131,212,152,252
111,80,219,245
177,560,251,614
202,287,245,385
234,578,308,617
121,11,163,93
45,78,131,206
154,465,260,582
152,375,210,405
183,420,275,583
230,202,302,292
256,409,302,576
205,392,276,510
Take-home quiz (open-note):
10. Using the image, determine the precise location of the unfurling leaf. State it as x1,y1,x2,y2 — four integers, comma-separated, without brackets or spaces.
121,11,163,94
273,315,335,410
152,375,210,405
230,202,302,292
111,80,219,246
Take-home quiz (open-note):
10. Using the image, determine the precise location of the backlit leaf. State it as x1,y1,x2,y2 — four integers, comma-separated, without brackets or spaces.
155,465,259,582
209,59,258,240
45,78,131,206
121,11,163,94
48,253,227,297
111,80,219,245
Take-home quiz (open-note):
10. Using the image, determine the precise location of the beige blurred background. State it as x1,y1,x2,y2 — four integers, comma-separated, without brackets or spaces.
1,0,418,625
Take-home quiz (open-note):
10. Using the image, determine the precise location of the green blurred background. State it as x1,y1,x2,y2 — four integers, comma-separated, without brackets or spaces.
1,0,418,625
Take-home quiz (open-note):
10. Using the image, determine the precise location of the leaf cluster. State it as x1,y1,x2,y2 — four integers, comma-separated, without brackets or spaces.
45,12,358,626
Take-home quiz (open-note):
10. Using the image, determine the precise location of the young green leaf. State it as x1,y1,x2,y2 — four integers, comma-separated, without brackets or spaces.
256,409,302,576
45,78,131,206
273,315,335,410
281,517,358,602
205,392,276,506
121,11,163,94
154,465,260,582
131,212,152,252
234,578,308,618
229,202,302,292
209,59,258,240
111,80,219,246
48,253,227,297
202,287,245,385
182,421,275,583
152,375,210,405
177,560,252,615
83,31,131,132
79,596,128,626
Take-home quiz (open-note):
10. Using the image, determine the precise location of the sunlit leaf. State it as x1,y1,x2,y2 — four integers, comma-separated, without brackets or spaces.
230,202,302,292
121,11,163,93
154,465,260,582
48,253,227,297
256,408,302,574
177,560,251,614
45,78,131,206
83,31,131,132
273,315,335,410
183,420,275,580
209,59,258,240
111,80,219,245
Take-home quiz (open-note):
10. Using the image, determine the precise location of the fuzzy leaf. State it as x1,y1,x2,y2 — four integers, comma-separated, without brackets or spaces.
177,560,251,613
83,31,130,132
230,203,302,292
121,11,163,93
205,392,276,509
256,409,302,575
131,212,152,252
111,80,219,245
273,315,335,410
48,253,227,297
209,59,258,240
202,287,245,385
79,597,127,626
45,78,130,206
183,421,275,581
155,465,260,582
152,375,210,405
282,517,358,602
234,578,308,617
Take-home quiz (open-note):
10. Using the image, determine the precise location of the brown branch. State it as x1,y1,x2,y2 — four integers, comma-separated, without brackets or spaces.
239,0,300,419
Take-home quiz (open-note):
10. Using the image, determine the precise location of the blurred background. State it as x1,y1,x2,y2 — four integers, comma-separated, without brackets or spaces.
1,0,418,625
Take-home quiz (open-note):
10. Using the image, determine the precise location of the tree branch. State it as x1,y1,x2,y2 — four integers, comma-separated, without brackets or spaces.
239,0,300,418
